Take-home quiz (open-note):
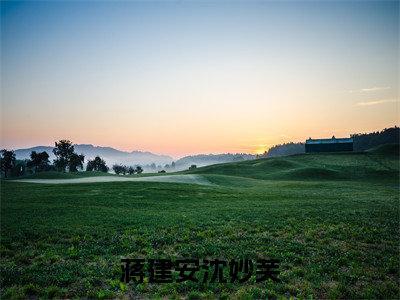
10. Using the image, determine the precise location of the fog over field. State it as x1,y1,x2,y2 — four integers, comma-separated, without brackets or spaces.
14,144,256,172
14,144,173,166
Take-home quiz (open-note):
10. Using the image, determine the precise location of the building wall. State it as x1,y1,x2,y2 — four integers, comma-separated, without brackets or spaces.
305,143,353,153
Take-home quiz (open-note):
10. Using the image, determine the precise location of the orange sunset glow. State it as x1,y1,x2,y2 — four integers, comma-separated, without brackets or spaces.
1,1,398,158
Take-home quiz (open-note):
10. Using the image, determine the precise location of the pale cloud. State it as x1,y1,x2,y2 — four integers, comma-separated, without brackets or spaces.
349,86,391,93
355,99,399,106
360,86,391,92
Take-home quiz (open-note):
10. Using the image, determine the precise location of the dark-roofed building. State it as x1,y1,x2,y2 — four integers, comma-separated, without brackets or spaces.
305,136,353,153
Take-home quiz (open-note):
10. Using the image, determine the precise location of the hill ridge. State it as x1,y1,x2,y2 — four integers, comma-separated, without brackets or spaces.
186,148,399,182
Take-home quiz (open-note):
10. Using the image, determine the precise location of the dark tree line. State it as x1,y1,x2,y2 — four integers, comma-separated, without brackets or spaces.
262,126,399,157
1,139,154,178
86,156,108,172
0,150,16,178
351,126,399,151
263,142,305,157
1,140,107,178
1,138,164,178
112,164,143,175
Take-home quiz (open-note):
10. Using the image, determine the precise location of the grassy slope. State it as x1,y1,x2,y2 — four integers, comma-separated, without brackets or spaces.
1,146,399,299
187,144,399,183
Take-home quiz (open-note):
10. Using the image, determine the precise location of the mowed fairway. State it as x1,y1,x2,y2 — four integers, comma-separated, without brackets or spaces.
1,145,399,299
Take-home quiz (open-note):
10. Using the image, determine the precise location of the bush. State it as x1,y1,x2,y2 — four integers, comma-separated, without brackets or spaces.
112,164,127,175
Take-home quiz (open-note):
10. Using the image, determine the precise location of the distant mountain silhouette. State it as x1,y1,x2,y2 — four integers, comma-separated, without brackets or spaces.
14,144,173,166
14,144,258,171
175,153,255,169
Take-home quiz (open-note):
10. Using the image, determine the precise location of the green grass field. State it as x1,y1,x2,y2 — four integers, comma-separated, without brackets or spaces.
1,145,399,299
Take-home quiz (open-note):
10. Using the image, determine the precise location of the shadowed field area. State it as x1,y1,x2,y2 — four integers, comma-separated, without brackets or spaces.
1,147,399,299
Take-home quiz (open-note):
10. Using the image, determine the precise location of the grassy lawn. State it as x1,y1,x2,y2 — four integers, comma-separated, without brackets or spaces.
1,146,399,299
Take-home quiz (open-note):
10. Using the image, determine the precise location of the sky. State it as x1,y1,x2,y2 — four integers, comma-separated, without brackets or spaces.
1,0,399,158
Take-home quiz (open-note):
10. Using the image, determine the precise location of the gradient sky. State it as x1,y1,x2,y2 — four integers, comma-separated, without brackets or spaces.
1,1,399,158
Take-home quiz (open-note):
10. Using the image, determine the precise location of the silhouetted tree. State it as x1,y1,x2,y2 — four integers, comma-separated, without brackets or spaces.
135,166,143,174
0,149,16,178
53,140,75,172
113,164,127,175
128,166,135,175
86,156,108,172
69,153,85,172
10,161,26,177
27,151,50,173
189,164,197,170
54,159,66,172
